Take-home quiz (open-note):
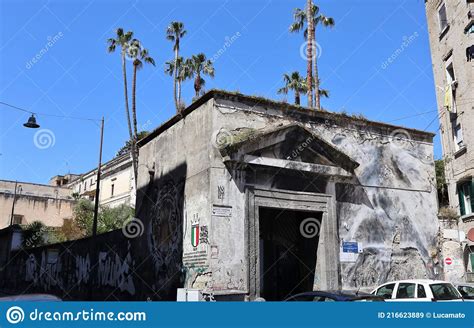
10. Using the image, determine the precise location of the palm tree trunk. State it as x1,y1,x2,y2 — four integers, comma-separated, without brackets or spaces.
306,0,314,109
131,62,139,184
295,91,300,105
132,63,138,138
194,73,200,98
173,47,179,112
313,27,321,110
177,79,182,105
121,51,138,188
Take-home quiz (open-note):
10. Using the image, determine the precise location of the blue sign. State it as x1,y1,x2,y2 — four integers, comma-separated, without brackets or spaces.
342,241,359,253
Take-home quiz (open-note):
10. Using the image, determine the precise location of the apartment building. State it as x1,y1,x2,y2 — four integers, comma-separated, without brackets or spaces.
425,0,474,280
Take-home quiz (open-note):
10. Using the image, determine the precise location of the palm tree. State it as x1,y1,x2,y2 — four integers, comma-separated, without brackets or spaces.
306,0,314,109
186,53,215,98
129,39,155,139
290,2,334,110
277,72,307,105
164,56,190,108
166,21,187,113
107,28,138,186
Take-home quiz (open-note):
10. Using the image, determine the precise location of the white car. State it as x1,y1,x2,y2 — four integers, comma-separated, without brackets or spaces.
371,279,463,302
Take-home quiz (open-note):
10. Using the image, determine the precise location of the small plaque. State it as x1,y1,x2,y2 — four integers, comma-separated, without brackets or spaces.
212,205,232,217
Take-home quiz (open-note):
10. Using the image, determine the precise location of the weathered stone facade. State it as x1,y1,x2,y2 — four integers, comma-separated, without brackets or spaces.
425,0,474,281
136,90,440,299
0,180,75,229
1,91,441,301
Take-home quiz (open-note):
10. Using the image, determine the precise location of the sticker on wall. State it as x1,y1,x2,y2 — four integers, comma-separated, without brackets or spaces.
191,223,200,248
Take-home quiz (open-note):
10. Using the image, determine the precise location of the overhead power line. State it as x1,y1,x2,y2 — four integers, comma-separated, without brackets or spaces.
0,101,100,122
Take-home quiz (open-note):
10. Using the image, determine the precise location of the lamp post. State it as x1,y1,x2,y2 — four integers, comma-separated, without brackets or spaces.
9,181,22,225
91,117,104,237
21,113,105,236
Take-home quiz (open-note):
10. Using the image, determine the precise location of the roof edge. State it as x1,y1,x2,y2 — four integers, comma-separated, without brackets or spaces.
138,89,436,147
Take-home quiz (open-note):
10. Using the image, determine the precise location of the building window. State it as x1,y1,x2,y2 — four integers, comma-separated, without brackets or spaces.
438,3,448,33
444,61,457,113
458,181,473,216
453,122,464,149
12,214,23,225
467,45,474,62
111,184,115,197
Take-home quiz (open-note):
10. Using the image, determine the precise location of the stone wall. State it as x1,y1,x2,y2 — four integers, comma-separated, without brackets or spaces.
1,166,186,300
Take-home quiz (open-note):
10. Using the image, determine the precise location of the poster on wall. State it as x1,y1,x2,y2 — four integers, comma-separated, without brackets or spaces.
340,241,362,262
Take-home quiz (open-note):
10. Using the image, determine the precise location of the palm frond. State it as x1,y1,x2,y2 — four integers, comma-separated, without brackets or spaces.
320,15,335,27
107,39,117,53
319,89,330,98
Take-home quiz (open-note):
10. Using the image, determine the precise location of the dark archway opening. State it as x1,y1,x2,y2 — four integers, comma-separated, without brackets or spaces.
259,207,321,301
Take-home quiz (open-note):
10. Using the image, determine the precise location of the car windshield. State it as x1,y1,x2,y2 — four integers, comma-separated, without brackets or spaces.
429,283,461,300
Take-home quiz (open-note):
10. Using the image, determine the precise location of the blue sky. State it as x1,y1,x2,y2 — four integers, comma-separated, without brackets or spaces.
0,0,440,184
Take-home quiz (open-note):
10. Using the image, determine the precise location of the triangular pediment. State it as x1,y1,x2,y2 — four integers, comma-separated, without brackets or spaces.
219,124,359,176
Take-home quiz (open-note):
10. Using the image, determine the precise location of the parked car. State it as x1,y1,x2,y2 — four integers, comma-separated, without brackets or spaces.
454,283,474,301
285,290,385,302
371,279,463,302
0,294,62,301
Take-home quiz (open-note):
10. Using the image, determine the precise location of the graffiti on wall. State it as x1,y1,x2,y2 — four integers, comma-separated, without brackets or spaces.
147,179,184,286
98,249,135,295
25,251,63,290
24,246,137,295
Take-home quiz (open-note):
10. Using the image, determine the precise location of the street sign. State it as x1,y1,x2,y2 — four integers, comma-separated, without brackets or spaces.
342,241,358,253
445,257,452,265
468,228,474,242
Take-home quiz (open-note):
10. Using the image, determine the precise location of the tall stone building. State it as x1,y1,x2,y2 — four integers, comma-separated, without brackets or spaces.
55,153,136,209
425,0,474,280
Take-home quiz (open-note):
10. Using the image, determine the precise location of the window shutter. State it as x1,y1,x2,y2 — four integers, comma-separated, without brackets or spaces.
470,180,474,214
458,184,466,216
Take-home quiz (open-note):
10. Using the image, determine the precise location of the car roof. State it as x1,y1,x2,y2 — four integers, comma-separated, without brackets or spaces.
286,290,373,300
379,279,450,285
0,294,62,301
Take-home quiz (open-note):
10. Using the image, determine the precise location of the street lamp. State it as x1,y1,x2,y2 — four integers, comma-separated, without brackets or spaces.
23,114,40,128
21,111,104,237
